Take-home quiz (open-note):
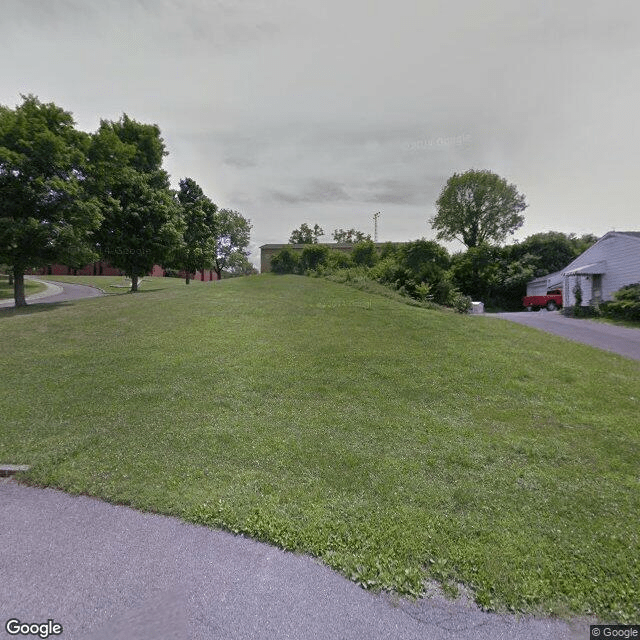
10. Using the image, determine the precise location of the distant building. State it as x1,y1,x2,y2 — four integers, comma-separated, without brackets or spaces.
260,242,402,273
36,262,219,281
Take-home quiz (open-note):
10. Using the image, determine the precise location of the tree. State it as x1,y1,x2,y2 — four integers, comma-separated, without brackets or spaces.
174,177,217,284
270,246,300,274
212,208,252,279
289,223,323,244
89,115,182,292
225,253,258,276
0,95,102,306
350,240,378,267
431,169,527,248
300,244,329,271
332,228,371,243
400,239,449,282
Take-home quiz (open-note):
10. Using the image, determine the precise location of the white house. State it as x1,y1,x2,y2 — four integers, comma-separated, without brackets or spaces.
559,231,640,307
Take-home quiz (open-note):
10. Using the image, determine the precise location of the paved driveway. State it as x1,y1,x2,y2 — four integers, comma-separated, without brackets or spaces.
0,479,590,640
492,311,640,361
0,278,104,308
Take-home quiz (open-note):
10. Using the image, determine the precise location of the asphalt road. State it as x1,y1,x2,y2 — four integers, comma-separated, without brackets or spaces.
0,479,591,640
0,278,104,308
492,310,640,361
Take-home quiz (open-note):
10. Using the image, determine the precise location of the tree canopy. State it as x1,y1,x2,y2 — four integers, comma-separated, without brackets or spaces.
431,169,527,248
89,115,182,291
212,208,252,279
173,177,218,284
289,223,324,244
0,95,102,306
332,228,371,243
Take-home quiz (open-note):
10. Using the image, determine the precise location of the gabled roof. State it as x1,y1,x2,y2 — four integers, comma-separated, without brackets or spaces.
602,231,640,241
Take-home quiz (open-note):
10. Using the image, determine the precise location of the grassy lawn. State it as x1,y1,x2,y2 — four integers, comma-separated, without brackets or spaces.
0,275,48,300
1,274,638,622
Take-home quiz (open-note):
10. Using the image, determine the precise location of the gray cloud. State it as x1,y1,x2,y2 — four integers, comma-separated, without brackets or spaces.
1,0,639,264
268,180,352,205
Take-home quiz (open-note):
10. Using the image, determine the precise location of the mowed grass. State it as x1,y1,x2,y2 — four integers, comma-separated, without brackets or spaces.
0,275,47,300
1,274,638,622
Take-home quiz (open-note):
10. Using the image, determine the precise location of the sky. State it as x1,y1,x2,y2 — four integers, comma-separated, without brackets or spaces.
2,0,639,266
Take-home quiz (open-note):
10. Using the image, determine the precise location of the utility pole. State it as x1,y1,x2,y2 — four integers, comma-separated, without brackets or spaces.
373,211,380,242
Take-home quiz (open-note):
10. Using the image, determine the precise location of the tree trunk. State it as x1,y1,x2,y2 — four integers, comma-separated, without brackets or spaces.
186,274,190,284
130,274,139,292
13,267,26,307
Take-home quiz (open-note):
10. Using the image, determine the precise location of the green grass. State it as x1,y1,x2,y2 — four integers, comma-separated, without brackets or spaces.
0,275,47,300
1,274,638,622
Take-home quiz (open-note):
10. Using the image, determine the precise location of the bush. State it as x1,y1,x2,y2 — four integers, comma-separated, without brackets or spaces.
351,240,378,267
603,283,640,322
327,250,352,270
300,244,330,272
449,291,473,314
270,247,301,274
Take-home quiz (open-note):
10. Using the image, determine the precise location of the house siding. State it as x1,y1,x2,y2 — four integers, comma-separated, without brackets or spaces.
561,233,640,306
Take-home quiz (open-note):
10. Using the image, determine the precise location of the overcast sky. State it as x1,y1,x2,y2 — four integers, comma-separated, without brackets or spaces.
2,0,639,265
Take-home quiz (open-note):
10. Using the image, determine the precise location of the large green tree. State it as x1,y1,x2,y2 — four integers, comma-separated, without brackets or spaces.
212,208,252,279
89,115,182,291
431,169,527,248
0,95,102,306
174,177,218,284
289,223,323,244
332,228,371,243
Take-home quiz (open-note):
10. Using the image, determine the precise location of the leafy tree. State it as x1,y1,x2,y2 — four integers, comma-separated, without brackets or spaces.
89,115,182,291
0,95,102,306
225,253,258,276
270,247,300,274
449,245,502,302
212,208,252,279
174,177,217,284
509,231,597,277
300,244,329,271
332,228,371,243
400,239,449,283
351,240,378,267
327,250,352,269
289,223,324,244
431,169,527,248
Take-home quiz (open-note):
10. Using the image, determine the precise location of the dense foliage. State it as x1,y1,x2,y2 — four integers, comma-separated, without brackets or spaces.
431,169,527,248
289,223,324,244
269,231,600,312
601,283,640,322
0,94,253,301
0,95,103,305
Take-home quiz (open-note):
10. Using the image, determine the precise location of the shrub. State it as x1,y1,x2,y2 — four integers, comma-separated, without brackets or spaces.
270,247,301,274
327,250,352,270
351,240,378,267
300,244,330,272
449,291,473,314
603,283,640,322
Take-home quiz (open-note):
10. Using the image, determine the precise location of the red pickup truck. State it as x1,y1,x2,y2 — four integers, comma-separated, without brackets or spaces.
522,289,563,311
